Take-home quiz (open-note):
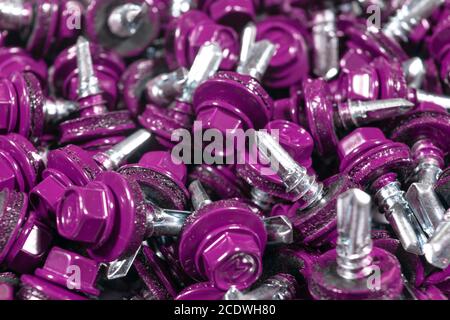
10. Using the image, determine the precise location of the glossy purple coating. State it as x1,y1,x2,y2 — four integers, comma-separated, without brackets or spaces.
59,110,136,145
339,48,372,75
51,42,125,107
346,25,408,62
0,272,18,300
176,282,225,300
133,246,177,300
18,275,87,300
138,103,193,149
35,247,101,296
57,171,146,263
236,120,314,201
337,60,380,101
370,57,416,101
118,150,189,210
436,167,450,207
79,136,125,154
178,199,267,291
164,10,210,70
272,86,301,124
199,0,258,30
288,174,352,247
0,72,46,139
187,20,239,70
121,59,164,117
302,78,339,156
390,108,450,164
22,0,78,57
308,248,403,300
0,190,53,274
85,0,160,57
194,71,273,135
339,128,413,187
255,16,309,88
0,133,43,192
164,10,238,70
189,165,247,200
0,47,48,90
30,144,103,218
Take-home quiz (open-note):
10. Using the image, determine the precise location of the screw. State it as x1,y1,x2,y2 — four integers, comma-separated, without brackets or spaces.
107,3,148,38
224,274,297,300
336,188,373,280
339,128,427,254
312,8,339,80
423,210,450,269
255,131,323,207
383,0,445,43
308,188,404,300
178,42,223,104
76,36,107,116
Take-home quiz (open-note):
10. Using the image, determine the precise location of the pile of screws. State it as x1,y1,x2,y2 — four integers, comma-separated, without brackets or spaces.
0,0,450,301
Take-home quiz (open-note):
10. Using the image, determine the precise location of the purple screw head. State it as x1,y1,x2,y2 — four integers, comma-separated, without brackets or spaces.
18,275,87,300
199,0,258,31
338,127,413,185
0,133,44,192
0,189,53,274
346,24,408,62
85,0,161,57
35,247,101,297
0,72,45,139
255,16,310,88
189,165,248,200
30,144,103,218
138,104,192,149
194,71,274,135
118,150,189,210
57,171,147,263
164,9,239,70
179,189,267,290
0,47,48,89
57,151,189,262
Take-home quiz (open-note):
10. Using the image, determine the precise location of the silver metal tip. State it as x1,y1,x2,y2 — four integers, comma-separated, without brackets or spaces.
76,36,101,98
336,188,373,280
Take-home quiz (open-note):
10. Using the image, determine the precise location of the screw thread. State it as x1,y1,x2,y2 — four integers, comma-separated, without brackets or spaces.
255,131,323,207
250,188,274,211
93,129,152,171
374,181,426,254
179,43,223,103
189,180,212,210
336,189,374,280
